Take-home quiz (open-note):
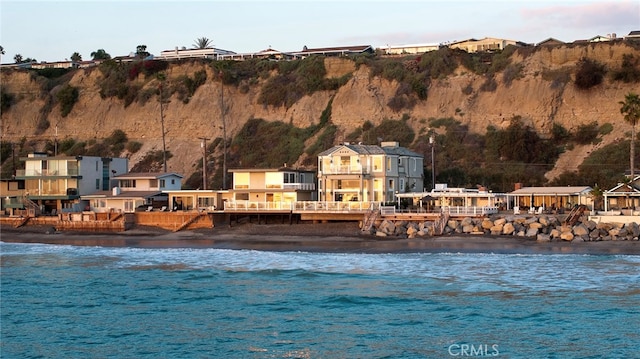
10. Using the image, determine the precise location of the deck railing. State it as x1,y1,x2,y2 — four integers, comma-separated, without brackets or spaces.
224,201,381,213
441,206,498,215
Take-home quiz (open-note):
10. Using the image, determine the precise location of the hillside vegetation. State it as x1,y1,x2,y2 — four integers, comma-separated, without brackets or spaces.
1,41,640,192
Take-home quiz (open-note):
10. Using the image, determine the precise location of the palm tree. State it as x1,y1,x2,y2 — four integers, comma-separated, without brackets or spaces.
70,52,82,62
13,54,22,63
0,45,4,55
193,37,213,49
589,184,604,211
620,92,640,180
90,49,111,60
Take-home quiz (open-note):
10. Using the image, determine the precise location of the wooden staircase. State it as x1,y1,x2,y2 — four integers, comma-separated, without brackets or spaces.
174,212,207,232
564,204,588,226
361,207,380,233
433,212,450,235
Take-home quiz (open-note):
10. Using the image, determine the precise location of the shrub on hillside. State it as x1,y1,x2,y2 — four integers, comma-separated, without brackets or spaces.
1,89,15,113
611,54,640,83
502,63,524,87
56,84,79,117
479,75,497,92
574,58,606,89
573,121,600,144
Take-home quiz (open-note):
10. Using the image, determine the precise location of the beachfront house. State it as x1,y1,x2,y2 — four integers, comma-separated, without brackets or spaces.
1,178,26,216
602,175,640,214
82,172,183,213
14,152,128,215
164,189,228,213
396,183,503,215
507,185,593,213
317,141,424,203
225,167,316,210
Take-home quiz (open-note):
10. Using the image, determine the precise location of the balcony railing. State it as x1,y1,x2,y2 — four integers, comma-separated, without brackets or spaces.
233,183,316,191
441,206,498,215
16,169,79,177
320,165,370,175
283,183,316,190
294,201,380,212
224,201,380,213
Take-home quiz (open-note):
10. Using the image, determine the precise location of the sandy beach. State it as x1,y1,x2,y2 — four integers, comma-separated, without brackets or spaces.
2,222,639,255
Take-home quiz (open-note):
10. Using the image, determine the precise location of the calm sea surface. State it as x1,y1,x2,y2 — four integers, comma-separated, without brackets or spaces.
1,241,639,358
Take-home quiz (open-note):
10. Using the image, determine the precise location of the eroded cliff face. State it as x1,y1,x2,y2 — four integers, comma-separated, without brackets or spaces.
1,42,638,180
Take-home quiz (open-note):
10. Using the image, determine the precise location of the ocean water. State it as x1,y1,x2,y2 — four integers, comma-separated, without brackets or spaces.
1,242,639,359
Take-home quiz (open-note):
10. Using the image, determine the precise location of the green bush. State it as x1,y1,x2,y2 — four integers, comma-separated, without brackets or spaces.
574,58,606,89
131,150,173,172
418,47,459,79
611,54,640,83
502,63,524,87
573,121,599,144
479,75,497,92
599,123,614,135
551,123,571,142
126,141,143,154
1,89,15,113
231,118,309,167
56,84,79,117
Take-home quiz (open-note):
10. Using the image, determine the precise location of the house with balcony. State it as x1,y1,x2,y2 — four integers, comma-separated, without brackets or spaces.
82,172,182,213
317,141,424,204
1,178,26,216
15,153,128,214
225,167,316,210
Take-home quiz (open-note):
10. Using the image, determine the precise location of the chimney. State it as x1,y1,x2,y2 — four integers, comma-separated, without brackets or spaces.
514,182,522,190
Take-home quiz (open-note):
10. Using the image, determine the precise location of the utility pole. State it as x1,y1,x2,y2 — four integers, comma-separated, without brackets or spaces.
198,137,210,190
430,134,435,191
159,82,168,172
219,70,227,189
54,125,58,156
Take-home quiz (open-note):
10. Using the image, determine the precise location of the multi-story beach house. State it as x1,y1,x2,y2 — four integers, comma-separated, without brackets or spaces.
225,167,316,210
317,141,424,203
14,152,128,214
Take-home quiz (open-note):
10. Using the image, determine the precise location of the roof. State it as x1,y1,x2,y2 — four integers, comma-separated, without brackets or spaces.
509,186,592,195
228,167,315,173
81,190,164,199
293,45,373,55
627,30,640,36
318,143,422,158
114,172,183,179
536,37,565,46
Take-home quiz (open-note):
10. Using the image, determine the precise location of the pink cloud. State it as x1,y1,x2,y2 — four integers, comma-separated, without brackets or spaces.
521,1,639,30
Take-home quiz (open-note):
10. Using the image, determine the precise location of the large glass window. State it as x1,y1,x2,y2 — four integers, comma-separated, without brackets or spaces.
234,173,249,189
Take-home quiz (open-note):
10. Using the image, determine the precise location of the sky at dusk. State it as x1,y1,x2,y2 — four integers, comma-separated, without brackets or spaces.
1,0,638,63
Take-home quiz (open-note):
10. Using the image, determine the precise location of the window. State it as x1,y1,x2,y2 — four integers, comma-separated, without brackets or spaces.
300,173,304,183
389,179,394,190
283,173,295,183
400,178,404,191
95,178,100,190
120,179,136,188
386,158,391,171
150,179,159,188
171,179,175,185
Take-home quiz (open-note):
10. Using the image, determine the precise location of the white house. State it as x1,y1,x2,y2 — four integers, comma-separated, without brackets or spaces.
82,172,183,213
